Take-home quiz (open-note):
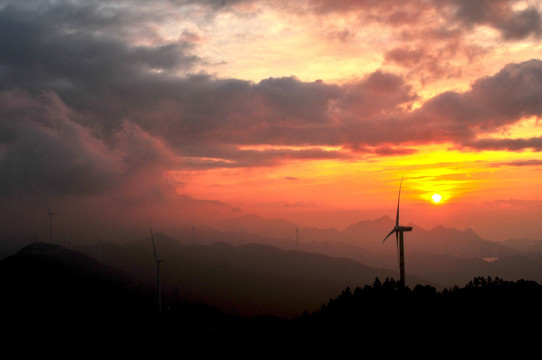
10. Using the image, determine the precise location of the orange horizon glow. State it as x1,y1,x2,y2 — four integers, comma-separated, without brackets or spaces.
171,139,542,234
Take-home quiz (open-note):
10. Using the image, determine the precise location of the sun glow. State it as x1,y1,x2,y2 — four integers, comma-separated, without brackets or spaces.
431,193,442,203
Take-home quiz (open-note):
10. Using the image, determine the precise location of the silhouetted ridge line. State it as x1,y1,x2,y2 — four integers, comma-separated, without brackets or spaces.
302,276,542,335
15,242,65,256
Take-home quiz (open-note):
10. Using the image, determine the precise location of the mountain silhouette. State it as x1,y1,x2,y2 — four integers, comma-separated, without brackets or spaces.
3,215,542,321
2,237,541,353
203,214,541,287
0,243,156,317
78,237,421,318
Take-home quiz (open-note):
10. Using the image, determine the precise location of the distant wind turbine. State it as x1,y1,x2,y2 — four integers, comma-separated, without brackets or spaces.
382,176,413,287
150,229,164,313
295,224,300,250
47,205,55,243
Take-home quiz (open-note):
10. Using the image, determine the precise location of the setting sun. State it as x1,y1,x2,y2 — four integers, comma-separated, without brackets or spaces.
431,194,442,203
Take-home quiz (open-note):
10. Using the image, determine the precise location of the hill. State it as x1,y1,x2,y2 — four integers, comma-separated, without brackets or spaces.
2,241,541,353
300,276,542,349
0,242,154,318
78,236,416,318
205,214,542,287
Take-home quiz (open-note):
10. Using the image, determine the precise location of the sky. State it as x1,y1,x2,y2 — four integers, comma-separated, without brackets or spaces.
2,0,542,244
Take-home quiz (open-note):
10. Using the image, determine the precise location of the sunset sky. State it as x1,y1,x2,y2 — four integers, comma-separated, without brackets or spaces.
2,0,542,243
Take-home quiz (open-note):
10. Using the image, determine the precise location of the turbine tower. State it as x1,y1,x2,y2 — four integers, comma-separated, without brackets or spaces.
382,176,413,287
47,206,55,243
150,229,164,313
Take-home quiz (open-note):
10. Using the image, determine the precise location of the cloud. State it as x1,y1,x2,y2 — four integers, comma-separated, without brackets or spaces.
0,89,122,197
463,137,542,152
438,0,542,40
494,159,542,167
0,87,232,242
308,0,542,40
0,2,200,93
384,42,487,83
1,0,542,246
411,59,542,148
2,0,542,178
0,89,182,199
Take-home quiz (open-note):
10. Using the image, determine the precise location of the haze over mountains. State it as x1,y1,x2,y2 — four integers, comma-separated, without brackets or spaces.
208,214,542,287
2,214,541,319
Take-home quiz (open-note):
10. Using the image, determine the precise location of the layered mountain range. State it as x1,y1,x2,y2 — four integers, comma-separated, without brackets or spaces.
2,214,541,319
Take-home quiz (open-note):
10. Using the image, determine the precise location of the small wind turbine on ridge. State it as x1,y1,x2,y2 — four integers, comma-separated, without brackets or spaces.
192,223,196,243
150,228,164,313
295,224,300,250
382,176,413,287
47,205,55,243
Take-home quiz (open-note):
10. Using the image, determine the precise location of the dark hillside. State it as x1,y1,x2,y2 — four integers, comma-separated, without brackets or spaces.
1,243,540,353
0,242,153,318
298,276,542,346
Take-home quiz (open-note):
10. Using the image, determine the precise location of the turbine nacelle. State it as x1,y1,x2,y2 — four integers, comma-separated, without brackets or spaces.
382,225,413,243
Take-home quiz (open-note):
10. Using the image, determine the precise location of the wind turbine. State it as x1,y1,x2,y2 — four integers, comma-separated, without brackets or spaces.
150,229,164,313
295,224,300,250
382,176,413,287
47,205,55,243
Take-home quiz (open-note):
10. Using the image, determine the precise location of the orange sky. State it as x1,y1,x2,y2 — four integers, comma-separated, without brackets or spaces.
2,1,542,243
167,1,542,240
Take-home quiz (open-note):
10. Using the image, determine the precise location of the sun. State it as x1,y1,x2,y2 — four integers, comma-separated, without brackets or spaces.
431,193,442,204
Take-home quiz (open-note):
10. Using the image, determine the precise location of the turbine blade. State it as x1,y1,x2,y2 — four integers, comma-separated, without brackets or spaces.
383,228,396,243
396,176,403,227
151,229,158,261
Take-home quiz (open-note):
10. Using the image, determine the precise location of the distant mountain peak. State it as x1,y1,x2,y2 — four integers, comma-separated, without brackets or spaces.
374,215,394,223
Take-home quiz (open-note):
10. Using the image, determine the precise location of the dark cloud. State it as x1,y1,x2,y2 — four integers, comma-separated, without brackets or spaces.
308,0,542,40
308,0,426,22
495,159,542,167
0,90,121,197
409,59,542,148
0,89,181,199
0,2,199,93
179,145,351,170
462,137,542,152
140,71,418,157
255,77,341,125
468,60,542,123
439,0,542,40
1,0,542,200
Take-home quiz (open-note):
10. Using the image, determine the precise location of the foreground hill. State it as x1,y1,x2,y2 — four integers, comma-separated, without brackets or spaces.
0,242,154,317
301,276,542,349
2,243,540,354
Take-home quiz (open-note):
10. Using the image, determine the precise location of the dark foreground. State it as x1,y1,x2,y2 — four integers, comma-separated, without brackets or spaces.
1,243,541,355
3,276,541,354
